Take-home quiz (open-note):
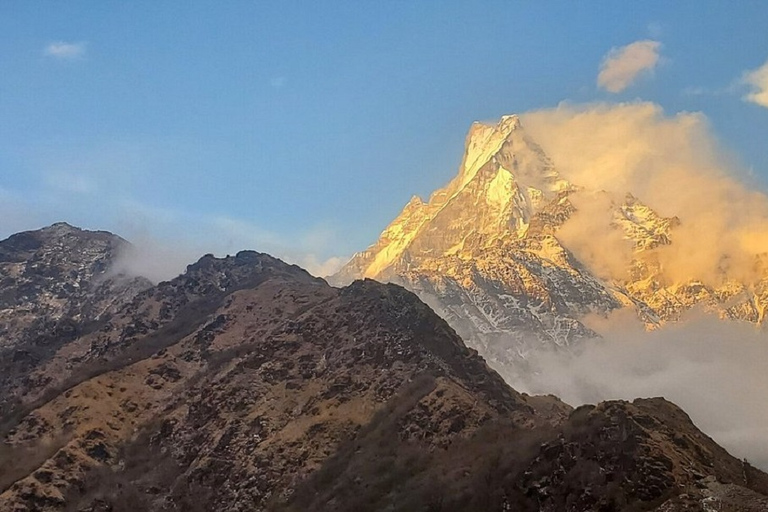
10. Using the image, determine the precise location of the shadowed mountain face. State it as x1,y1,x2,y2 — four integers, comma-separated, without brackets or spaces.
0,223,152,425
332,116,768,380
0,225,766,512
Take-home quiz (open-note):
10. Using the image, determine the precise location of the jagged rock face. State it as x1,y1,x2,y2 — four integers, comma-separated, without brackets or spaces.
0,223,150,342
332,115,768,373
0,223,151,422
332,117,621,371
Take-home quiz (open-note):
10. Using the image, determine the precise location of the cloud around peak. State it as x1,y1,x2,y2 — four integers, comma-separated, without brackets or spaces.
743,58,768,108
520,101,768,286
44,41,86,60
597,40,661,93
507,312,768,470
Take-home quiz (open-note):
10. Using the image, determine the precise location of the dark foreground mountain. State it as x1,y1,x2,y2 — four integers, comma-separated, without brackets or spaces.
0,223,151,423
0,225,766,511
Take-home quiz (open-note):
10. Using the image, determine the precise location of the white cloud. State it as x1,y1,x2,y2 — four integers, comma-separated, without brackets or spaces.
521,102,768,286
296,254,346,278
508,313,768,470
44,41,86,60
44,172,98,194
109,234,203,284
597,40,661,93
743,58,768,108
109,203,348,282
110,220,348,283
647,21,663,39
7,139,348,281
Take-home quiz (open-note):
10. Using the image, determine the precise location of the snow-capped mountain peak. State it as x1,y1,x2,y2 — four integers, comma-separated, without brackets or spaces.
332,114,768,381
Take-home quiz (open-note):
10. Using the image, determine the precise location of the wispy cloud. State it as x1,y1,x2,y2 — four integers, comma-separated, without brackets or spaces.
270,76,286,89
44,41,86,60
1,136,348,282
508,312,768,470
681,85,710,96
111,208,347,282
44,172,98,194
597,40,661,93
742,58,768,108
646,21,663,39
521,102,768,286
681,80,741,99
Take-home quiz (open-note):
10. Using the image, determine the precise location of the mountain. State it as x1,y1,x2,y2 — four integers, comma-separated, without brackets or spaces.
332,115,768,378
1,224,766,511
0,229,563,511
0,223,151,423
283,397,768,512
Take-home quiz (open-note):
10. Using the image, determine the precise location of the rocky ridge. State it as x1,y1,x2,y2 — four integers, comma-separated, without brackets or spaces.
0,225,766,511
0,223,151,424
0,229,562,511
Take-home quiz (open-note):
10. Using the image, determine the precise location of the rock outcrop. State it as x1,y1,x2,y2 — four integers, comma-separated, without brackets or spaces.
0,223,151,426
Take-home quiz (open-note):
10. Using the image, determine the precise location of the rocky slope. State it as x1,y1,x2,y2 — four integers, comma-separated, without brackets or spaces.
0,223,151,425
0,225,766,511
0,237,564,511
332,115,768,375
281,397,768,512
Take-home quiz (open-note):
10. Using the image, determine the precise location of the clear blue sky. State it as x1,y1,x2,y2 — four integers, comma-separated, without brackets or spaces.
1,1,767,275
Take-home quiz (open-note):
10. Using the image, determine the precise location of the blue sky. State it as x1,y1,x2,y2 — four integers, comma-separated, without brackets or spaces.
1,1,767,277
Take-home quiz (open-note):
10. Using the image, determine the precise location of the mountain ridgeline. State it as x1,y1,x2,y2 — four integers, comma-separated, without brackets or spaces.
332,114,768,379
0,224,767,511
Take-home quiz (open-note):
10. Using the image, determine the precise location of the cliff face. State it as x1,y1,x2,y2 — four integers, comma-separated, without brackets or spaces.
332,116,768,380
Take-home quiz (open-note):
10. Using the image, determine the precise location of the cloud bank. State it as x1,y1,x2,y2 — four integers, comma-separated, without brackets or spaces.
109,209,348,283
0,190,346,284
743,58,768,108
521,102,768,286
597,40,661,93
0,136,348,283
510,105,768,467
44,41,86,60
508,313,768,470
